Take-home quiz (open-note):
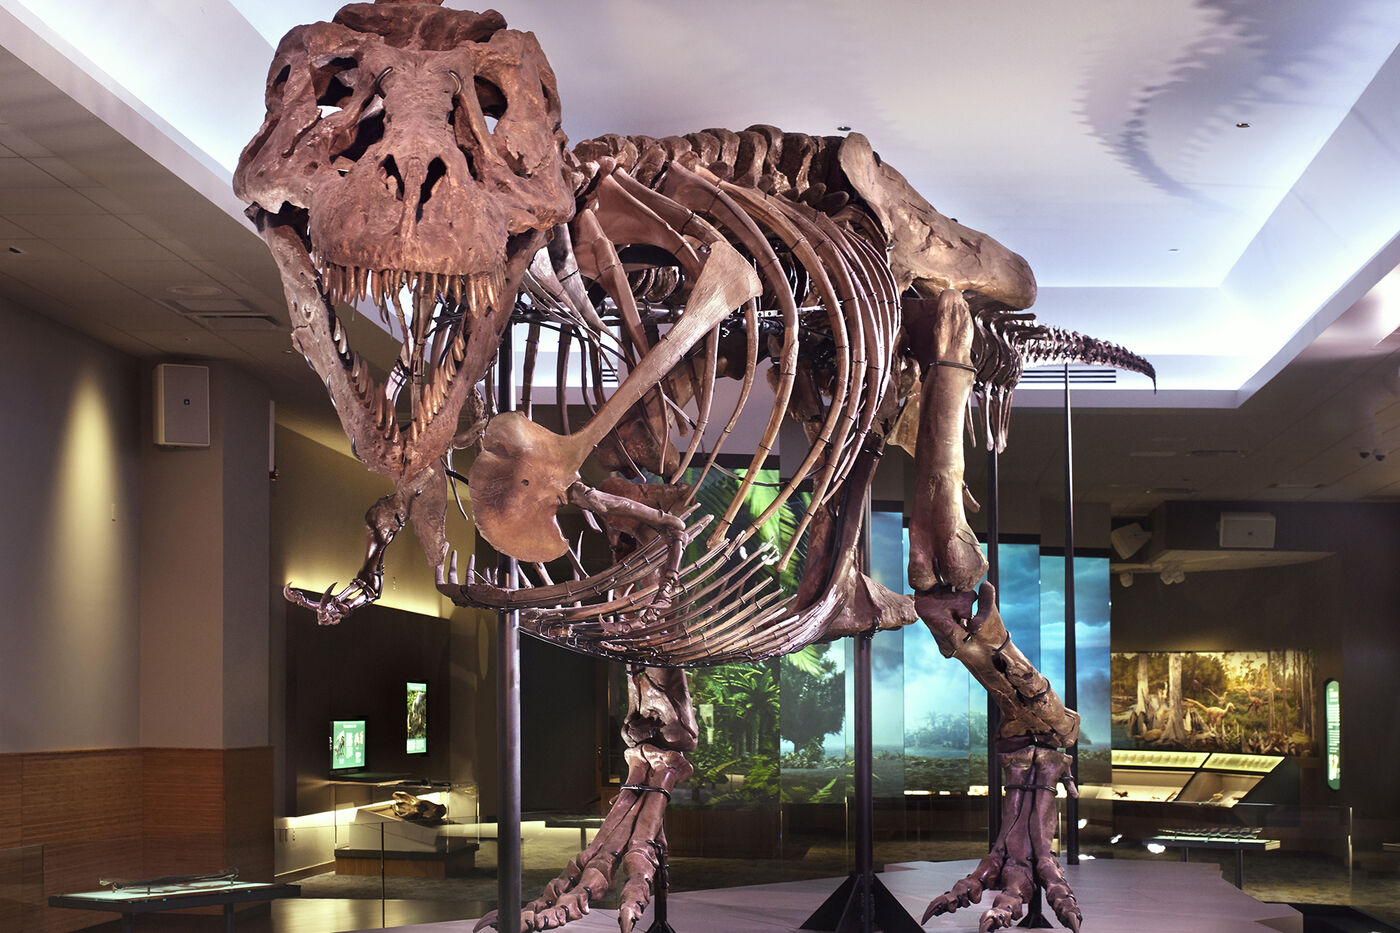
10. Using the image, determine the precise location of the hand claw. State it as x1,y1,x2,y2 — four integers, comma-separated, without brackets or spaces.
473,910,498,932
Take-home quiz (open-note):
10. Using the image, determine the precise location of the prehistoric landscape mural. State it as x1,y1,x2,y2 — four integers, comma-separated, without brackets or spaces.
1111,650,1317,756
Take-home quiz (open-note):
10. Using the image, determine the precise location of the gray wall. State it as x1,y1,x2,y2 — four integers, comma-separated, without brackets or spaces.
0,295,274,755
0,296,142,752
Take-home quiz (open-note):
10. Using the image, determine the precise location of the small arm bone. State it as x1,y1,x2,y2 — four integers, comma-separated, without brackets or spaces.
566,481,688,612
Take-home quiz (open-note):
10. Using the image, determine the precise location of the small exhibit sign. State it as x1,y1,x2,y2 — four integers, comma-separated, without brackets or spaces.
1325,679,1340,791
331,720,366,771
407,681,427,754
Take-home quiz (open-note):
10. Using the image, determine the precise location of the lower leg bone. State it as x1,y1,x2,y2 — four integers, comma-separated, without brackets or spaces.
483,666,695,933
916,583,1082,931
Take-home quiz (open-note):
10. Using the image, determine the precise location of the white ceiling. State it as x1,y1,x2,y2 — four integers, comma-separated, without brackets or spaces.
4,0,1400,512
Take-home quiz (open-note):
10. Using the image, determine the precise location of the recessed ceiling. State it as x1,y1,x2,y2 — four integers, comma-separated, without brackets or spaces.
4,0,1400,512
9,0,1400,402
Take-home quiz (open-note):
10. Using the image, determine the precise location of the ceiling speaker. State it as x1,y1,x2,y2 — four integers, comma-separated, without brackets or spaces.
1219,512,1275,549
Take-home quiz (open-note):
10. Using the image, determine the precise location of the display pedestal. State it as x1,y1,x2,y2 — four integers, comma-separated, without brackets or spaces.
801,872,921,933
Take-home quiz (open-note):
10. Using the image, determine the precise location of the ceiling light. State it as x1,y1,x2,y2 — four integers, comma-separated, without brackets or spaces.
1235,122,1251,128
1110,834,1123,844
1118,572,1134,588
6,246,22,255
836,125,852,132
1146,843,1166,854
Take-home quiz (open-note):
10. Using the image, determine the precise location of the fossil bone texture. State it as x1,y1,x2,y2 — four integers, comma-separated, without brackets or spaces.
237,3,1154,931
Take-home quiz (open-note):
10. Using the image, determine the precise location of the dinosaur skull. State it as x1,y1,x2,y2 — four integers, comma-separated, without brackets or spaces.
236,0,572,324
237,0,575,494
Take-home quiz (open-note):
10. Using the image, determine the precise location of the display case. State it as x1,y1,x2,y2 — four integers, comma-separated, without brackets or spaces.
1099,749,1283,807
330,780,480,877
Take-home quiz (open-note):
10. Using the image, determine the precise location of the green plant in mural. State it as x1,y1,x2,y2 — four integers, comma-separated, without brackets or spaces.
780,643,844,756
685,466,810,596
714,664,780,757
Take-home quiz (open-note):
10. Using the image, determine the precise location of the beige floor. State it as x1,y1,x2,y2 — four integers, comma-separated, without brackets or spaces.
353,859,1305,933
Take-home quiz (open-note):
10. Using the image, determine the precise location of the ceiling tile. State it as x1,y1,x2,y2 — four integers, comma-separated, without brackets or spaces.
2,187,106,214
63,237,181,264
14,214,145,240
0,158,67,187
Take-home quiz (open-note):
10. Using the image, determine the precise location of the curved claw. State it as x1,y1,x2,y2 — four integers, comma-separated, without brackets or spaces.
283,582,349,626
922,877,983,922
472,910,498,932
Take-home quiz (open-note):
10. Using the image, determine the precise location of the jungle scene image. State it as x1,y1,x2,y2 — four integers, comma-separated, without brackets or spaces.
656,477,1117,811
1110,650,1317,756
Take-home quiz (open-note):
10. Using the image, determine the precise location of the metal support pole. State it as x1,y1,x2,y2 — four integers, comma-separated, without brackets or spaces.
986,445,1002,848
497,330,523,933
1063,365,1080,866
801,490,919,933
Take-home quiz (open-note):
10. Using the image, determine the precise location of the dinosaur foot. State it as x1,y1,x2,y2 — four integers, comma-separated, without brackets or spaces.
475,746,691,933
923,746,1081,932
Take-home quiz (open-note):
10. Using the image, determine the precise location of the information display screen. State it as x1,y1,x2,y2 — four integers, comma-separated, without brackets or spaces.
331,719,366,770
407,682,427,754
1325,679,1340,790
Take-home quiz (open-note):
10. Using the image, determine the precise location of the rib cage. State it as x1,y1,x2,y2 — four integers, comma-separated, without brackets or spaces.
471,155,901,667
453,129,1152,668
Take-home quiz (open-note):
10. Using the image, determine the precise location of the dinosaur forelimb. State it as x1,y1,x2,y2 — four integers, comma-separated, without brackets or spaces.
566,481,688,622
476,666,696,933
284,491,405,625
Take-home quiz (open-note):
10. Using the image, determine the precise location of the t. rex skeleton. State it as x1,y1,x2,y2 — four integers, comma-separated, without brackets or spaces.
235,3,1154,931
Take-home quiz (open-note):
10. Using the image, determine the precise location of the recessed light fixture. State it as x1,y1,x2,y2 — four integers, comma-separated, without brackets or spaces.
6,246,22,255
836,125,852,132
1236,122,1251,128
1168,248,1180,252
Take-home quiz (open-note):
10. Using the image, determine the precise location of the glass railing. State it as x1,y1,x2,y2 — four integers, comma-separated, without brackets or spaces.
0,844,44,932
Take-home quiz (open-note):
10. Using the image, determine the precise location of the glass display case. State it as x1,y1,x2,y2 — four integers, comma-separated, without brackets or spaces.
330,780,480,878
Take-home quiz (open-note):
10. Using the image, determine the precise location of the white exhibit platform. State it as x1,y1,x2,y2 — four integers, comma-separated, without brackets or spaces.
354,858,1303,933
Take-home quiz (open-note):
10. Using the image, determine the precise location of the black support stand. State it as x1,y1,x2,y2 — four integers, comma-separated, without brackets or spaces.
986,445,1002,848
802,496,921,933
1062,365,1079,867
646,840,677,933
496,333,523,933
1017,886,1054,928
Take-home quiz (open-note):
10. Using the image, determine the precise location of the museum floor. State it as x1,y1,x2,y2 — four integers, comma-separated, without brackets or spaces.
71,827,1400,933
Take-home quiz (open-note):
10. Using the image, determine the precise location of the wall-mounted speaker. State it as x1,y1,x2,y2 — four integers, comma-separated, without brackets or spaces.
1218,511,1275,549
154,363,210,448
